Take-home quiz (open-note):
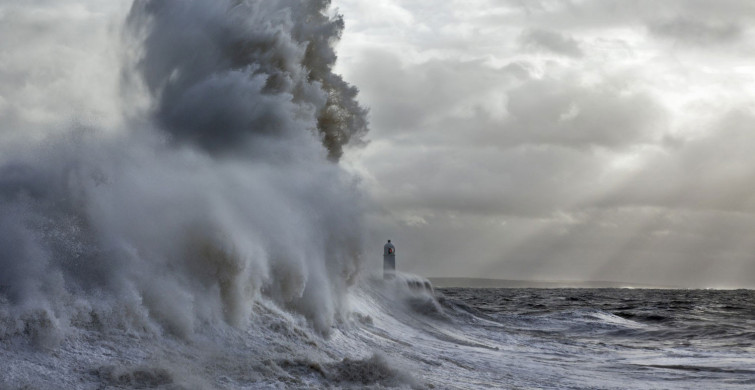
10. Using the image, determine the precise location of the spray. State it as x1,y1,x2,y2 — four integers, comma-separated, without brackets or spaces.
0,0,369,338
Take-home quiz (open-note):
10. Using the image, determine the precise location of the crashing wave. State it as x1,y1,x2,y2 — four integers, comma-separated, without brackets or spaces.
0,0,368,339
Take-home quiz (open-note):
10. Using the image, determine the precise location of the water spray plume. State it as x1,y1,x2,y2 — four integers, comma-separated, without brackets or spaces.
0,0,369,337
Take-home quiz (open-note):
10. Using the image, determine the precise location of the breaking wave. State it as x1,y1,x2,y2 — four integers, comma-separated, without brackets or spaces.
6,2,750,389
0,0,368,340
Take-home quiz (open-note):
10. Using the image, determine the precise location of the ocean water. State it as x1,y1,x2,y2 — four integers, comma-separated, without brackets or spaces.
2,276,753,389
437,287,755,389
2,1,754,388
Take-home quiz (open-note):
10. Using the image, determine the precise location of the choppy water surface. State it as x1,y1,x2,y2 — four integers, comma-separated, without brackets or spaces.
3,278,753,389
438,287,755,388
3,0,752,388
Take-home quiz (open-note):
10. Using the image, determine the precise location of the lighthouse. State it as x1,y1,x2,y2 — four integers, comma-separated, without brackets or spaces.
383,240,396,279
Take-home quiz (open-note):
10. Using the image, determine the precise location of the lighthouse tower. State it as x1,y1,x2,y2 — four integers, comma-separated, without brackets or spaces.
383,240,396,279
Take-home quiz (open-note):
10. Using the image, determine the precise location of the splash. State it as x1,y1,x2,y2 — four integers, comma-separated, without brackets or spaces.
127,0,368,160
0,0,368,337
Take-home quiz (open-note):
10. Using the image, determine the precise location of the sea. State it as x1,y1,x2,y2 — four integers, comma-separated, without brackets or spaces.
2,1,754,388
2,275,753,389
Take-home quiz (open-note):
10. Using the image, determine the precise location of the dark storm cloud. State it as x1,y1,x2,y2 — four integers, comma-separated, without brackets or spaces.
648,18,743,46
518,29,583,58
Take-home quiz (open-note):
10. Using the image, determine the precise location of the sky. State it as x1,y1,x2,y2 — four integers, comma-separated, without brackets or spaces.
333,0,755,288
1,1,754,288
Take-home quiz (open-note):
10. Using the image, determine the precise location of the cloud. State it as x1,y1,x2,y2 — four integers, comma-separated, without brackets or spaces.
335,0,755,288
519,28,583,57
600,109,755,213
341,48,517,138
648,18,743,46
504,76,665,149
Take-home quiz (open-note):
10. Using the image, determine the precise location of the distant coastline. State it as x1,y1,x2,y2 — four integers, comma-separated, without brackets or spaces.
428,277,678,289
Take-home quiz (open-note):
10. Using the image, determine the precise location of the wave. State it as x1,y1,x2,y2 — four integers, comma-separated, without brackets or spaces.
0,0,368,342
0,273,440,388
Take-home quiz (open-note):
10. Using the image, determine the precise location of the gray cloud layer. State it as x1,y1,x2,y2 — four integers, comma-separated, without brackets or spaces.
648,18,742,45
519,29,584,58
336,0,755,288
